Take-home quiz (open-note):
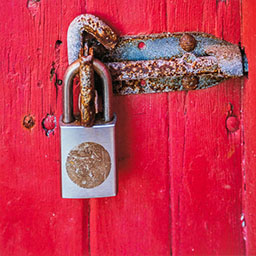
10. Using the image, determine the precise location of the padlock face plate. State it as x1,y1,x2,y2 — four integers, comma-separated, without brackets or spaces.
60,116,116,198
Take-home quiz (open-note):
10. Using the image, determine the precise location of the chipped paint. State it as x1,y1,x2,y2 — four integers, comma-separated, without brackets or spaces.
42,114,57,136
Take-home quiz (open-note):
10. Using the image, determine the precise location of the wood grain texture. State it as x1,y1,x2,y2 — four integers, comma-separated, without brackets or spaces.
0,1,90,255
167,0,245,255
169,81,244,255
86,1,171,255
242,0,256,254
0,0,247,255
90,95,171,256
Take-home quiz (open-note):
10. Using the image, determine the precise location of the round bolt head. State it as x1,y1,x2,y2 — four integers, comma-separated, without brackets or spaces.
226,116,240,132
182,76,199,90
179,34,197,52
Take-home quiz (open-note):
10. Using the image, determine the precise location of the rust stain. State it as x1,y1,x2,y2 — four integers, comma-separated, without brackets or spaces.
68,16,245,95
66,142,111,188
78,14,119,50
23,114,35,130
79,47,95,127
182,75,199,90
227,145,235,159
112,74,225,95
107,54,220,81
179,33,197,52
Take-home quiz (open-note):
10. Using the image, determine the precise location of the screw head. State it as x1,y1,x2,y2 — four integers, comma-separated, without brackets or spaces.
179,34,197,52
182,76,199,90
23,114,35,129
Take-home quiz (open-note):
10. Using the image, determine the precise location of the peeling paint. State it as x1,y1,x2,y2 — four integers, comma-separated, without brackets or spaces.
27,0,40,16
42,114,56,136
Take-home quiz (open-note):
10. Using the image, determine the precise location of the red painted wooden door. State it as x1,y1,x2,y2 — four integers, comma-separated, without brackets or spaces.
1,0,255,255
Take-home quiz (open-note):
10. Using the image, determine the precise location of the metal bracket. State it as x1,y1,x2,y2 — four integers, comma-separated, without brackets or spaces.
67,14,248,95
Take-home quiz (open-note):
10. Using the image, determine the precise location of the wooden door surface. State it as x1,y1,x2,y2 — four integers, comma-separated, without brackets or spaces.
0,0,255,255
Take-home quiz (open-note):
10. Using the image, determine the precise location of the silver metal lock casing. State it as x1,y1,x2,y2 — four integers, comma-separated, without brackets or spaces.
60,58,116,199
60,115,116,198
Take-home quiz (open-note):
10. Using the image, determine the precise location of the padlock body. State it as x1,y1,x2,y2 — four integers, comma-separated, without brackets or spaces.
60,115,116,198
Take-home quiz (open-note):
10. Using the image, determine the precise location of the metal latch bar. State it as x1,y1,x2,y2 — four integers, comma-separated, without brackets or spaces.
67,14,248,95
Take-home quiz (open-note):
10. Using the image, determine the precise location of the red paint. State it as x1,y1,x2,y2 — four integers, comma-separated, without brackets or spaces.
86,2,171,255
0,1,89,255
87,0,244,255
242,0,256,254
23,114,36,130
42,114,56,131
226,116,240,133
169,81,244,255
0,0,250,255
138,42,146,49
167,1,244,254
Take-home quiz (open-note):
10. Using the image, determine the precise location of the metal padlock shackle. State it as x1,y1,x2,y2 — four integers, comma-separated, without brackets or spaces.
62,58,113,124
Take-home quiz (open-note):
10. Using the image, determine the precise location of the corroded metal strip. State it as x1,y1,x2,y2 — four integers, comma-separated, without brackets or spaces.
104,33,243,78
113,75,226,95
68,14,119,64
205,44,243,77
105,34,244,94
79,54,95,126
105,49,243,94
67,14,246,95
107,54,219,81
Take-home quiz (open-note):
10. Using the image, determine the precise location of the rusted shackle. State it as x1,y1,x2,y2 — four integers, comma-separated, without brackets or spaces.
68,14,119,63
62,58,113,124
66,14,118,126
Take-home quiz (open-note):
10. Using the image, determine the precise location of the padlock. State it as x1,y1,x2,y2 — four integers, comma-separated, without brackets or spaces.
60,58,116,198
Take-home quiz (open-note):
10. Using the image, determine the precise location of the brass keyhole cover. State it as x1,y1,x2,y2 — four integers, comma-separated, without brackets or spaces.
66,142,111,188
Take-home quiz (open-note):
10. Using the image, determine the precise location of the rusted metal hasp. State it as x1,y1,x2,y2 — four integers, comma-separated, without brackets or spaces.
68,14,118,63
69,14,118,126
67,14,248,95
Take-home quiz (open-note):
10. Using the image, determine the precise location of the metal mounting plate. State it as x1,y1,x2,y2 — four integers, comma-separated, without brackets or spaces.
67,14,247,95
